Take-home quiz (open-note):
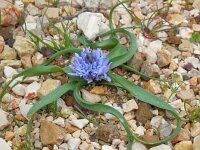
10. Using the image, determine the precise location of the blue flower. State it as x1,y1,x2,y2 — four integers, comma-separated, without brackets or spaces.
69,48,111,83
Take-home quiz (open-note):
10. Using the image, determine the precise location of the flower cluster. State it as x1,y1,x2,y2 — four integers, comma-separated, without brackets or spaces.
69,48,111,83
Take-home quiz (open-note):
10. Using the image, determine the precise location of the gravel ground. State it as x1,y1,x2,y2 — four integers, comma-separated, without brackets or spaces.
0,0,200,150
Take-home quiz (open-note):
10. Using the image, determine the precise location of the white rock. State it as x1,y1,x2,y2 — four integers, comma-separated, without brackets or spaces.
4,66,18,78
122,99,138,113
150,116,163,128
179,27,193,39
193,135,200,150
135,126,146,136
0,138,11,150
132,142,147,150
149,144,172,150
112,139,121,146
19,103,33,119
67,138,81,150
25,81,41,99
2,93,15,103
91,142,100,149
81,89,101,103
145,50,157,63
77,12,106,40
23,23,37,31
64,134,72,142
84,0,100,8
70,119,89,129
59,143,69,150
53,117,65,127
193,0,200,10
102,145,113,150
0,109,10,130
148,40,163,53
13,36,36,57
12,84,26,96
185,57,199,68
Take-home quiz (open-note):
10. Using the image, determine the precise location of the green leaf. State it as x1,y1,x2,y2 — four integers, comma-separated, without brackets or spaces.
190,32,200,43
28,82,75,116
90,38,119,50
121,64,172,82
73,82,135,150
109,73,182,145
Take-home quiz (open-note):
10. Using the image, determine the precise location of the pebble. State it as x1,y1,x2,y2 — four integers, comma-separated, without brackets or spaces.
143,80,162,94
193,135,200,150
77,12,107,40
135,103,153,124
128,52,145,70
26,4,41,16
19,103,33,119
191,122,200,137
0,138,11,150
141,62,161,77
67,138,81,150
101,145,113,150
53,117,65,127
4,66,18,78
192,24,200,31
13,36,36,57
122,99,138,112
149,144,172,150
96,125,119,143
177,89,195,100
0,109,10,130
5,131,14,141
0,60,21,70
185,57,199,68
135,126,146,136
81,89,102,103
38,79,61,98
132,142,147,150
70,119,89,129
25,81,41,99
157,50,171,68
160,121,173,137
40,120,66,145
45,8,59,19
79,141,89,150
12,84,26,96
0,45,17,60
193,0,200,9
174,141,193,150
84,0,100,8
59,143,69,150
0,36,5,53
150,116,163,128
0,1,22,27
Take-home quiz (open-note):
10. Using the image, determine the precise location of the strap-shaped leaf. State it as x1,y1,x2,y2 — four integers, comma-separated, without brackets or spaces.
41,48,82,66
109,73,182,145
28,81,75,116
73,82,135,150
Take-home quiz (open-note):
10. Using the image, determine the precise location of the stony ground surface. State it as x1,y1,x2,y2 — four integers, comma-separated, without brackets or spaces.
0,0,200,150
